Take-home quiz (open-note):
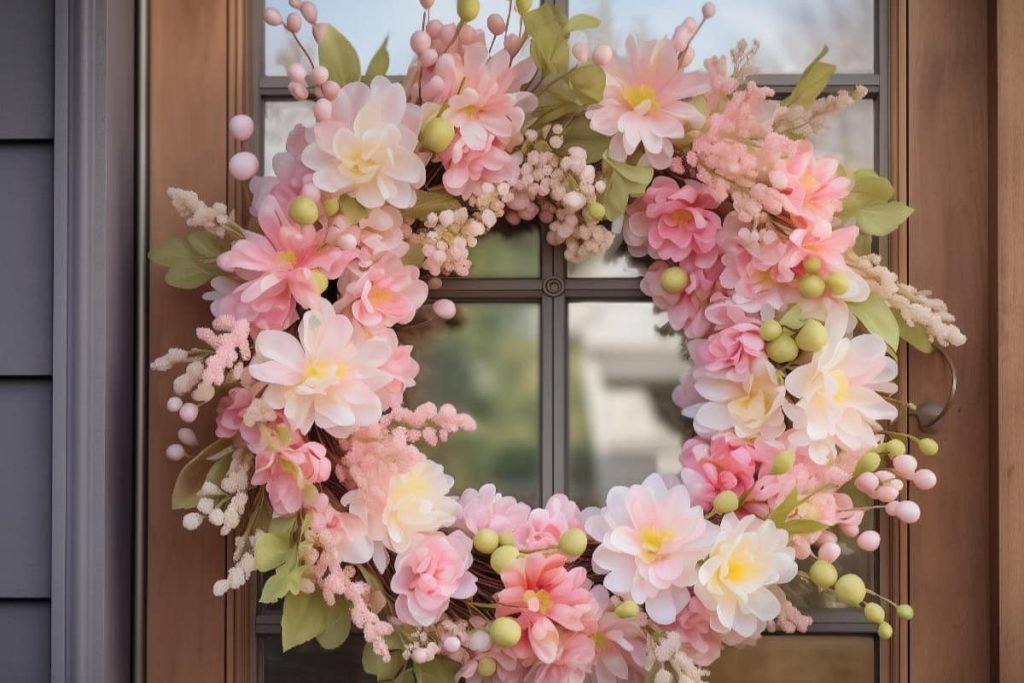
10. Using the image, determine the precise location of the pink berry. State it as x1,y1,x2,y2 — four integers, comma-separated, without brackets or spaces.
166,444,186,461
459,24,477,44
287,62,307,83
263,8,283,26
426,19,443,38
310,65,329,85
412,649,429,665
288,82,310,101
419,48,439,68
487,13,506,35
571,42,589,62
321,80,340,99
876,485,899,503
913,469,938,490
683,17,698,32
285,11,302,33
855,472,879,494
672,25,692,52
818,542,841,563
411,30,432,54
177,427,198,446
179,403,199,424
300,1,318,23
856,530,881,552
443,636,461,653
896,501,921,524
428,277,443,289
892,454,918,478
885,501,900,516
819,531,838,545
228,152,259,181
313,98,333,121
838,523,859,539
433,299,457,320
338,234,358,250
166,396,183,412
420,0,435,8
289,0,302,8
592,44,613,66
702,2,716,18
504,34,523,57
228,114,254,141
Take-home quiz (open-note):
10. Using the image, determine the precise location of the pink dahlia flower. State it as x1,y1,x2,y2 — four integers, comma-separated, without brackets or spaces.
769,142,850,235
337,254,428,330
690,317,765,382
523,631,597,683
249,123,311,216
439,134,520,198
680,433,758,511
673,596,724,667
623,177,721,265
514,494,583,552
640,260,720,338
306,492,374,565
497,553,597,664
457,484,531,535
251,440,331,515
302,76,425,209
327,205,409,268
391,530,478,627
589,587,647,683
587,37,708,169
585,473,716,625
378,335,420,412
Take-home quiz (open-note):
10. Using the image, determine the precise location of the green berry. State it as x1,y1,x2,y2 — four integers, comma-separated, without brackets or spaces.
659,266,690,294
771,449,796,475
863,603,886,624
473,529,500,555
834,574,867,607
712,491,739,515
516,0,533,14
322,196,340,217
796,319,828,352
477,657,497,678
309,269,329,294
855,451,882,475
489,617,522,648
490,545,520,573
803,256,822,273
825,272,850,296
885,439,907,456
896,604,915,620
288,196,319,225
558,528,589,558
338,195,368,223
498,531,516,547
808,560,838,589
878,622,894,640
798,274,827,299
420,116,456,153
587,201,606,221
614,600,640,619
760,320,783,342
917,438,939,456
458,0,481,22
767,335,799,364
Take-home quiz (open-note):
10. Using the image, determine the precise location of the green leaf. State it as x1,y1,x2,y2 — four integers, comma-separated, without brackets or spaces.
769,488,800,526
281,591,329,652
783,46,836,108
318,25,361,86
601,155,654,219
848,292,900,350
149,234,223,290
171,439,231,509
896,310,934,354
401,190,463,221
316,599,352,650
781,519,830,536
186,231,229,259
254,531,293,572
364,38,390,81
839,169,896,220
414,657,461,683
362,642,404,680
778,305,808,330
165,262,216,289
567,63,606,104
149,236,192,267
524,4,570,76
561,117,611,163
268,513,297,537
565,13,601,33
856,201,914,237
259,562,303,604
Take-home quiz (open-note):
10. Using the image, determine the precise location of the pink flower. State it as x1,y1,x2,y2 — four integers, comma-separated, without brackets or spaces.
457,484,531,535
690,317,765,382
587,38,708,169
390,530,478,627
215,387,257,443
406,23,487,103
249,124,311,215
327,205,409,267
718,213,798,313
497,553,598,664
251,440,331,515
514,494,583,552
307,493,374,565
673,597,724,667
585,473,716,625
524,632,597,683
336,254,427,330
589,587,646,683
623,177,721,265
440,135,520,198
216,203,353,331
680,434,758,511
641,260,720,337
379,336,420,411
769,143,850,235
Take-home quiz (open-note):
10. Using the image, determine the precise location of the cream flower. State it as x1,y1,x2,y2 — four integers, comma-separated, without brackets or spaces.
784,314,898,463
379,460,460,553
249,300,396,437
683,358,788,440
303,76,425,209
694,514,796,638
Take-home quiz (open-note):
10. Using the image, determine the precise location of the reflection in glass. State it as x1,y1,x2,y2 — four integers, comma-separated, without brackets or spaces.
711,635,875,682
260,635,373,683
572,0,874,74
264,0,511,77
263,99,314,162
467,223,541,278
566,221,645,278
400,303,541,505
568,302,690,508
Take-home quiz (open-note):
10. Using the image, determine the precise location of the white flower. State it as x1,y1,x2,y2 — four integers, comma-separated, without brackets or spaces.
585,473,717,625
683,359,788,440
694,514,797,638
302,76,425,209
249,300,396,437
784,314,897,463
379,461,460,553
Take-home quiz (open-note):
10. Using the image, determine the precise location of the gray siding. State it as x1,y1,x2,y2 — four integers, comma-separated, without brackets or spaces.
0,0,55,680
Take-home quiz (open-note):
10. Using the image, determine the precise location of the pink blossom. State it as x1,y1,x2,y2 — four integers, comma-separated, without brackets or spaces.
328,205,409,267
390,531,478,627
523,631,597,683
689,317,764,382
216,203,353,331
215,387,258,444
307,493,374,565
680,434,758,511
641,260,720,337
379,338,420,411
623,177,721,265
249,124,311,215
337,254,428,329
769,143,850,235
589,587,647,683
440,135,520,198
251,440,331,515
588,38,708,169
718,213,798,313
457,484,531,535
513,494,583,552
497,553,598,664
673,596,724,667
406,23,487,103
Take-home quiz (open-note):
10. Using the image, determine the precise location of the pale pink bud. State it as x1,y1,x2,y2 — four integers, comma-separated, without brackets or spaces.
288,0,302,8
228,114,254,141
673,26,692,52
420,0,435,8
287,62,307,83
428,277,443,289
228,152,259,181
320,80,340,99
895,500,921,524
592,44,613,66
426,19,443,37
285,11,302,33
913,469,938,490
571,42,589,62
818,542,841,563
313,98,333,121
288,81,309,101
876,485,899,503
419,48,439,68
411,30,432,54
683,17,698,32
459,24,477,44
312,22,327,42
166,396,183,412
856,530,881,552
338,233,358,250
412,649,430,664
300,1,318,23
443,637,461,653
179,403,199,423
487,13,506,35
263,8,283,26
433,299,457,320
504,34,523,57
309,65,329,85
177,427,198,446
892,454,918,478
702,2,716,18
166,443,186,461
855,472,879,494
885,501,900,516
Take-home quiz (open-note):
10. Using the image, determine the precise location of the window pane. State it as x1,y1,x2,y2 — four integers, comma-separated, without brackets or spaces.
568,301,690,508
571,0,875,74
400,302,542,505
264,0,512,77
566,224,645,278
710,635,875,682
263,99,314,162
809,98,876,170
467,223,541,278
260,635,374,683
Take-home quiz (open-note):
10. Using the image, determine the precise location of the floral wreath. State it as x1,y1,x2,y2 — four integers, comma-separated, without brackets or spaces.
150,1,965,681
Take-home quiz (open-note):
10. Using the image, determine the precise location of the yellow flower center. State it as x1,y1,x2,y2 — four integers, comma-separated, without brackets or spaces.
277,250,298,266
523,589,553,614
304,361,348,382
623,84,660,113
672,208,693,225
368,287,393,307
640,527,674,563
800,172,821,194
830,369,850,403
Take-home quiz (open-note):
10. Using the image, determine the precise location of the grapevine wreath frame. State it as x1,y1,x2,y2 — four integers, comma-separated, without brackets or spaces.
150,1,965,681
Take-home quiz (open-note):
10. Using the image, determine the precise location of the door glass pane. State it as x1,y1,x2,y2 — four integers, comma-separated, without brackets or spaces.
400,302,542,505
809,98,876,170
260,635,374,683
263,99,314,162
566,223,645,278
568,301,690,508
571,0,875,74
710,635,875,682
467,223,541,278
